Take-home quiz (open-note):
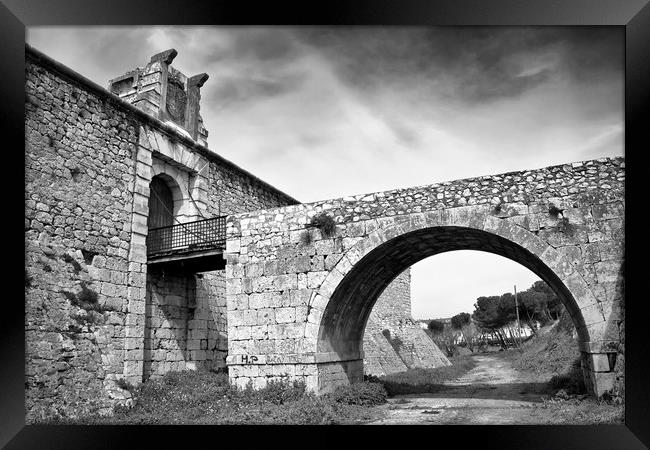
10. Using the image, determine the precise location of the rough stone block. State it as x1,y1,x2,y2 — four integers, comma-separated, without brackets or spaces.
257,308,275,325
230,293,249,310
245,263,263,278
307,271,328,289
595,260,622,284
588,371,616,397
225,278,243,295
275,307,296,324
598,241,623,262
586,353,615,372
225,239,240,254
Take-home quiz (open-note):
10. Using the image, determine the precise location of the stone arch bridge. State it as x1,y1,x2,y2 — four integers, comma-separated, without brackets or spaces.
224,157,624,397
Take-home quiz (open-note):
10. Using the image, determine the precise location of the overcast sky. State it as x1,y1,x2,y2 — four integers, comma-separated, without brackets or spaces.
27,26,623,319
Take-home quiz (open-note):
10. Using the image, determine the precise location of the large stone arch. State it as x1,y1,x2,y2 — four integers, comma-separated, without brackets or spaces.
308,209,614,395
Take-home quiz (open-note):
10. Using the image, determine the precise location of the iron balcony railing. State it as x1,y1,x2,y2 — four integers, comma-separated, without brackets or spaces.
146,216,227,258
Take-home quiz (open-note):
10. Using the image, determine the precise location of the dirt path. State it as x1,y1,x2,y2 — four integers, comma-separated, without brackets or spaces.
367,354,554,425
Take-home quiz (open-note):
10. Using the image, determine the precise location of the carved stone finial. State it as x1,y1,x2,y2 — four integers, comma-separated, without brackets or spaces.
150,49,178,65
188,73,209,88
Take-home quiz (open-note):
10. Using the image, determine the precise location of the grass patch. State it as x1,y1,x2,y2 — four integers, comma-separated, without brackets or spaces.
116,378,136,392
548,358,585,395
501,313,595,398
329,381,387,406
535,397,624,424
371,355,477,396
50,370,386,425
502,315,580,378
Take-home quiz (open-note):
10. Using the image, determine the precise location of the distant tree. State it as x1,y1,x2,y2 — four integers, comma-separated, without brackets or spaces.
472,296,514,349
427,320,445,334
472,296,506,330
436,328,458,358
530,280,554,296
518,289,549,333
451,312,471,330
472,280,566,349
461,322,479,352
547,296,563,321
526,280,563,323
426,320,457,357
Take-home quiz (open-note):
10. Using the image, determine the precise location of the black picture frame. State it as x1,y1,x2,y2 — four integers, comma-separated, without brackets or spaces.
2,0,648,448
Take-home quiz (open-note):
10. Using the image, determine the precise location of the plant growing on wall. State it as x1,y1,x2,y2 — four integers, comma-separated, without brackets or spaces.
60,253,83,273
300,230,313,245
62,282,106,327
302,212,337,245
557,217,576,235
547,203,576,235
548,203,563,217
309,213,337,238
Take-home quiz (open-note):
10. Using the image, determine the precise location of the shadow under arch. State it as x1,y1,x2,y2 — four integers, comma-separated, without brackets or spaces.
316,225,588,364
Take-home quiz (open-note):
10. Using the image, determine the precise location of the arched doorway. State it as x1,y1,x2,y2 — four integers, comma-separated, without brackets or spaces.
148,176,174,230
146,174,180,255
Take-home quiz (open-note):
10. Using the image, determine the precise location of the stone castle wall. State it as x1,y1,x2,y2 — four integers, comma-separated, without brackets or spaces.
363,269,450,376
25,54,141,420
24,47,298,420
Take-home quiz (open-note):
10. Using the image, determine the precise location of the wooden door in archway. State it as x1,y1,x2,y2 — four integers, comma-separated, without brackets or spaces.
148,177,174,230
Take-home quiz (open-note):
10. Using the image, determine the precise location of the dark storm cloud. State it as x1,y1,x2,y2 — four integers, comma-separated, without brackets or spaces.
28,27,156,85
210,72,307,106
292,27,623,104
87,29,154,68
227,28,302,62
189,28,309,108
188,27,303,64
386,120,421,147
557,27,624,81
